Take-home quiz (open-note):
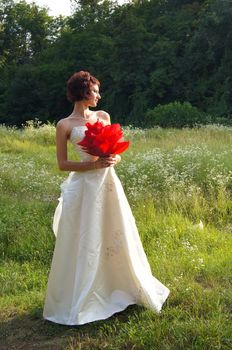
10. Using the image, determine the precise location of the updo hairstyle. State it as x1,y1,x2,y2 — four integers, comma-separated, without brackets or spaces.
66,71,100,103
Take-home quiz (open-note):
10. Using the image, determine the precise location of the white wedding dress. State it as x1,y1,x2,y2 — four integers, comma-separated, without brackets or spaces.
43,126,170,325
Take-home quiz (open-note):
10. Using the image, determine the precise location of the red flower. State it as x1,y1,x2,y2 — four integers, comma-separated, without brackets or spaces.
78,120,129,157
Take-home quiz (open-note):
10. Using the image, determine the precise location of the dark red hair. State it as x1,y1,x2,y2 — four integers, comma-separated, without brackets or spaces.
66,71,100,103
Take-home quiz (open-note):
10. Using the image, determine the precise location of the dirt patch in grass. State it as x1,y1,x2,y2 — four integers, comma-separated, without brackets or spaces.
1,313,69,349
0,305,140,350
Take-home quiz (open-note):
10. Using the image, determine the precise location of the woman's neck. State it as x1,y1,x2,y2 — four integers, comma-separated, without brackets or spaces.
71,102,90,119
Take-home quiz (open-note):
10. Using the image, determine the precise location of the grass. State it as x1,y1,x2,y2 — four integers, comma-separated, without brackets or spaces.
0,122,232,349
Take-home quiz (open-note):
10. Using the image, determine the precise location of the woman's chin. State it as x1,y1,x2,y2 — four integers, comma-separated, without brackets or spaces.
88,101,97,108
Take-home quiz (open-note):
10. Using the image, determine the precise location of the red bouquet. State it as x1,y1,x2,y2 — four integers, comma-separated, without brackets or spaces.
78,120,129,157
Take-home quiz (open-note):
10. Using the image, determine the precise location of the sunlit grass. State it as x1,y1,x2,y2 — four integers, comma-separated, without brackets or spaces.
0,122,232,349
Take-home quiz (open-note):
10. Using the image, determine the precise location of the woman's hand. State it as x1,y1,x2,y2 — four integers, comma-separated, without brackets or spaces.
95,154,121,169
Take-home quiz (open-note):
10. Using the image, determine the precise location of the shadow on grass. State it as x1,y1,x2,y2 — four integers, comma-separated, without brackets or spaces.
0,304,141,350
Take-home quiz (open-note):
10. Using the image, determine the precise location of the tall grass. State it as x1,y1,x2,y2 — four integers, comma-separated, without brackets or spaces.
0,122,232,350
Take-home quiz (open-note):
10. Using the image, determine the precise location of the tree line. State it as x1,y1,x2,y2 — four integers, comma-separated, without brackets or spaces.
0,0,232,127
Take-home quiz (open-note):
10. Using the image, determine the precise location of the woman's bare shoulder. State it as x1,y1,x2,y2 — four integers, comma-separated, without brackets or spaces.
95,110,111,124
56,117,71,130
55,117,74,139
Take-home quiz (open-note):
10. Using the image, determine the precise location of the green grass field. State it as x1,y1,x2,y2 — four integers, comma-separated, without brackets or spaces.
0,122,232,350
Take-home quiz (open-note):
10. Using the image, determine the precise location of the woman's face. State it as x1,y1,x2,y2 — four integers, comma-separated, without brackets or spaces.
86,83,101,107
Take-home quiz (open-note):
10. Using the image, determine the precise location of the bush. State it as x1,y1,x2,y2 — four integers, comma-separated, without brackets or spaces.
145,101,211,128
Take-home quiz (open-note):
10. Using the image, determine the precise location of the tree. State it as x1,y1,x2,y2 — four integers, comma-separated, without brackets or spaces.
0,0,57,124
1,0,232,126
68,0,117,31
184,0,232,118
0,0,52,66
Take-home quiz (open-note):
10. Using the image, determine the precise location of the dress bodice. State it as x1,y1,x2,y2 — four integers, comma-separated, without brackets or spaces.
70,126,97,162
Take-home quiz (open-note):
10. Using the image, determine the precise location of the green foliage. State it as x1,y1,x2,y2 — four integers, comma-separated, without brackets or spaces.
4,62,72,125
145,101,211,128
0,0,52,65
1,0,232,127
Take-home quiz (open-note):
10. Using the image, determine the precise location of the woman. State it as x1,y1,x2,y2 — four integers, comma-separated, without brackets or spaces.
43,71,170,325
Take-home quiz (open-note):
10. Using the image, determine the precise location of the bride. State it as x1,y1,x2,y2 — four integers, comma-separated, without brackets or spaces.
43,70,170,325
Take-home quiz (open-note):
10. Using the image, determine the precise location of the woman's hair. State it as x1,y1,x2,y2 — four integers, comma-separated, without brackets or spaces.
66,71,100,102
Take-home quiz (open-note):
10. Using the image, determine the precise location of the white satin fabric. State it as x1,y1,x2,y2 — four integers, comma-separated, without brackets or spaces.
43,126,170,325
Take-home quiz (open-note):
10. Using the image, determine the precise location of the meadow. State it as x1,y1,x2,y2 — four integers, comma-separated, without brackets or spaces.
0,122,232,350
